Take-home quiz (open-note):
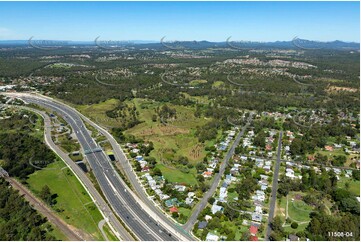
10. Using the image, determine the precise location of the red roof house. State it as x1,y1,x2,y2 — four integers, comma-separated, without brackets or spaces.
265,144,272,151
169,206,178,213
249,225,258,236
250,235,258,241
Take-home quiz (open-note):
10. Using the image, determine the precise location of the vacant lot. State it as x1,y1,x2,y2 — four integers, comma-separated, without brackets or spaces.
76,97,215,185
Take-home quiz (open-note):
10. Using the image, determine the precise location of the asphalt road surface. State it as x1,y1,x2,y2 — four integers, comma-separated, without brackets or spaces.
3,104,133,241
265,131,283,240
20,96,179,241
75,102,195,239
183,114,253,231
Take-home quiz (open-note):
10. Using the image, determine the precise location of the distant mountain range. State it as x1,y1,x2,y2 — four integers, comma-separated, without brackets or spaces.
0,39,359,50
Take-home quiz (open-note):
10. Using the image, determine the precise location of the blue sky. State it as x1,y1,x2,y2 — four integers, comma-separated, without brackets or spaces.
0,1,359,42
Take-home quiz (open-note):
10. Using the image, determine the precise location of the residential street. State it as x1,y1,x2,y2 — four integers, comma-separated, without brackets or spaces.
266,131,283,240
183,114,253,232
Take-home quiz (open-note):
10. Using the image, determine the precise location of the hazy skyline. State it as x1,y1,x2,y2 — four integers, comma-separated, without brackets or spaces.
0,1,359,42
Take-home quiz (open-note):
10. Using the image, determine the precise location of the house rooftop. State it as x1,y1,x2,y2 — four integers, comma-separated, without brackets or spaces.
250,225,258,234
198,221,208,229
169,206,178,213
250,236,258,241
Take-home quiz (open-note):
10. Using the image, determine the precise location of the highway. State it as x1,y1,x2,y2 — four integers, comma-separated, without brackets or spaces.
183,114,253,231
2,104,133,241
16,96,180,241
75,103,195,238
265,131,283,241
22,93,194,240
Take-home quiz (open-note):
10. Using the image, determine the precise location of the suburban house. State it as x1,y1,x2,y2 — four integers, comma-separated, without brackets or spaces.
211,202,223,214
206,232,219,241
249,225,258,236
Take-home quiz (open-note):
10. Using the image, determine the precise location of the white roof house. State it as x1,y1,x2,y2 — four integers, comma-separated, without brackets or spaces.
219,187,228,202
286,168,295,179
185,197,194,205
206,233,219,241
261,185,268,191
174,185,186,192
255,206,263,214
211,203,223,214
160,194,170,200
187,192,195,198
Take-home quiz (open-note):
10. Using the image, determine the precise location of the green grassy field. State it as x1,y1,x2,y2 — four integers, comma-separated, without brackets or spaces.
102,223,118,241
181,93,211,104
207,220,247,240
177,207,192,224
77,99,119,127
156,164,197,185
338,176,360,196
235,225,249,240
277,192,313,221
76,97,212,165
75,97,221,186
212,81,225,88
124,98,216,185
127,98,210,163
57,135,80,153
27,160,104,240
276,193,311,234
288,199,313,222
190,79,207,86
47,224,68,240
284,222,309,233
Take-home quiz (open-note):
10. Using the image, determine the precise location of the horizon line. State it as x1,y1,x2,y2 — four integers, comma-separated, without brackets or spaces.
0,38,359,44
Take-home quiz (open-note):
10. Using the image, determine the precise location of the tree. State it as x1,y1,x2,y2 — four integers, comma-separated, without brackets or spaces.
254,131,266,148
269,231,283,241
291,222,298,229
208,197,215,205
196,162,206,172
226,231,235,241
146,156,157,168
152,167,162,176
332,188,360,214
135,162,142,172
352,170,360,181
224,204,239,221
332,155,347,166
271,216,283,231
151,114,157,122
270,216,285,239
0,179,55,240
197,174,205,183
240,231,250,241
39,185,53,205
207,217,220,230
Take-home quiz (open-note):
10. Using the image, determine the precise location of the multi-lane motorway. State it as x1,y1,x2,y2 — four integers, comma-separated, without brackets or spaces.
18,95,182,241
1,103,133,241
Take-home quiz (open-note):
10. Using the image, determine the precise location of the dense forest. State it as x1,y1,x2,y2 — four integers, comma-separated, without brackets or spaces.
0,178,56,240
0,112,56,179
